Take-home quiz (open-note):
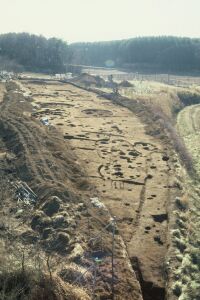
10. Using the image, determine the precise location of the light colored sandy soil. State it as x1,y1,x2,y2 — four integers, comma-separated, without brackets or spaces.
22,80,177,294
0,83,5,102
177,104,200,176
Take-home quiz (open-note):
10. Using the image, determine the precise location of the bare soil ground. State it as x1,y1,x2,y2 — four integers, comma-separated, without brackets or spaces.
0,83,5,102
0,81,143,299
178,104,200,176
17,79,181,299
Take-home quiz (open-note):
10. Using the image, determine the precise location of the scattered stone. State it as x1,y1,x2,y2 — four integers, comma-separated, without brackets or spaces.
21,230,39,243
42,227,52,239
52,214,67,228
90,197,107,210
31,211,52,230
77,203,86,211
57,232,70,246
68,218,77,229
15,209,24,218
69,243,84,261
59,263,91,285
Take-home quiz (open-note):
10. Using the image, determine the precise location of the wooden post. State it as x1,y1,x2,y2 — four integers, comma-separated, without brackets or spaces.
111,217,116,300
92,263,97,300
47,255,52,281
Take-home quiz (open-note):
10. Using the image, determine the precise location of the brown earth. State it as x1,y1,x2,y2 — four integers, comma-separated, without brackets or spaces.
12,79,181,299
0,77,186,299
0,81,144,300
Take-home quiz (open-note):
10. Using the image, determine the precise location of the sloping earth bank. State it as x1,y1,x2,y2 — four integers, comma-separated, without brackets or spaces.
20,79,181,299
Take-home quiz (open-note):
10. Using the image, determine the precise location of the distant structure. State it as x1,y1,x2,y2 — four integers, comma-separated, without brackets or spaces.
108,74,119,95
55,73,73,80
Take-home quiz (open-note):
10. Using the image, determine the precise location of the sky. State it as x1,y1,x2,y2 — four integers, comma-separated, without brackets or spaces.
0,0,200,43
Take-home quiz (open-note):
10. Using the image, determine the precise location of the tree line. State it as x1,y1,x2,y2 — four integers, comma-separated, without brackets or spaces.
0,32,71,73
0,33,200,73
70,36,200,73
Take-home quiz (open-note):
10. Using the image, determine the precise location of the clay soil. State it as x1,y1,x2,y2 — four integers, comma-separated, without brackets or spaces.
0,79,180,299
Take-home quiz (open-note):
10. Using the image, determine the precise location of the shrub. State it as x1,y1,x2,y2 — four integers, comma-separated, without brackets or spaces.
176,254,183,262
190,247,200,265
182,275,190,284
172,281,182,296
172,229,181,238
176,218,187,229
175,196,189,211
187,281,200,299
175,237,187,253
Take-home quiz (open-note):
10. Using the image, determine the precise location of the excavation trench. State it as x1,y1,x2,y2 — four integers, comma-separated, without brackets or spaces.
22,80,176,299
131,257,165,300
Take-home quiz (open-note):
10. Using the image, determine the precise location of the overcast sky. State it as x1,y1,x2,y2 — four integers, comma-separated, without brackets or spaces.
0,0,200,43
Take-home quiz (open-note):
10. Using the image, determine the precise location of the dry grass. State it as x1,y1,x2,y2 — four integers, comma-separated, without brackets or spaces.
0,241,91,300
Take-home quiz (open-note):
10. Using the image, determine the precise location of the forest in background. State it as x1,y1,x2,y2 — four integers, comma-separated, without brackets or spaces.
0,33,200,73
70,36,200,73
0,32,71,73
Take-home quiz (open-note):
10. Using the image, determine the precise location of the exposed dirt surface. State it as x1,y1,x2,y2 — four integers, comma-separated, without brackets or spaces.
0,81,145,300
17,79,181,299
178,104,200,176
0,83,5,102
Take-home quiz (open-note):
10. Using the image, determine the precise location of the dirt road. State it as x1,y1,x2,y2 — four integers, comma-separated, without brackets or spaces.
20,80,178,299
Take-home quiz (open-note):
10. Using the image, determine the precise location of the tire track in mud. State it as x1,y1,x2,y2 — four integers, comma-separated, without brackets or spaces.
0,89,66,189
0,116,42,181
131,154,150,232
3,116,55,182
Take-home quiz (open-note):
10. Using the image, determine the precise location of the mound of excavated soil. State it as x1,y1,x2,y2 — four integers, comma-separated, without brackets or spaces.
118,80,134,87
72,73,106,87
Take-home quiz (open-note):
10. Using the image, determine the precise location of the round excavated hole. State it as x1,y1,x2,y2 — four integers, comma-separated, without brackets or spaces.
162,155,169,161
120,151,126,155
145,226,151,231
120,156,127,159
129,151,140,157
82,109,113,117
114,172,123,176
101,141,108,145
